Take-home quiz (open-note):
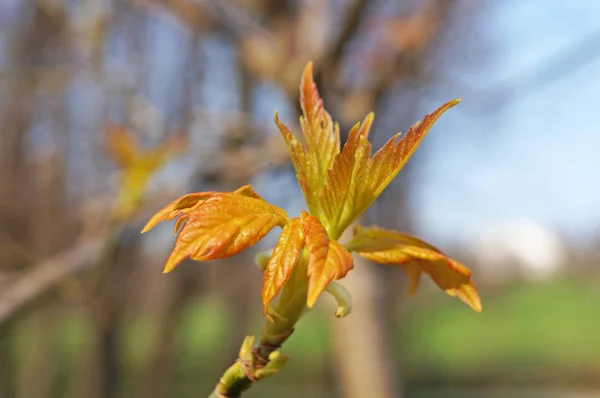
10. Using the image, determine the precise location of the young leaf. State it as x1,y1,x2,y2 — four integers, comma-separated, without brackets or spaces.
262,217,305,320
299,62,340,198
162,193,288,273
347,225,481,312
142,192,216,233
320,100,459,238
274,113,315,211
356,99,460,211
142,185,265,234
301,212,354,308
274,62,341,215
319,114,373,238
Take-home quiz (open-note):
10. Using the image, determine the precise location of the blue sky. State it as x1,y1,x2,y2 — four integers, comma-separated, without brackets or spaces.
413,1,600,245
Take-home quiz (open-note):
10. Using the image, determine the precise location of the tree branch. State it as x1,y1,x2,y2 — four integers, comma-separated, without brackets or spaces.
0,232,118,326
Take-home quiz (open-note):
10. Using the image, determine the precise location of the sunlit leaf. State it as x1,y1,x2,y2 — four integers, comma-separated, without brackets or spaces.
320,100,459,239
301,212,354,308
347,225,481,312
274,62,340,215
359,99,460,205
299,62,340,197
162,193,288,273
142,185,264,234
262,217,305,320
319,113,373,238
141,192,216,233
274,113,314,209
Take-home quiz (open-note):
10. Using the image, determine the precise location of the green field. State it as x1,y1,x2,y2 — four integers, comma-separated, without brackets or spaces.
7,276,600,397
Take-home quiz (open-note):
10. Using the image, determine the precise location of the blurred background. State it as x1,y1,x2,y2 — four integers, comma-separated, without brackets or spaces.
1,0,599,397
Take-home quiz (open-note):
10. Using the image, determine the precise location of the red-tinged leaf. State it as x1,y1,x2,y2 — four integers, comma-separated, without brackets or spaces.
301,212,354,307
355,99,461,214
274,113,317,212
319,114,373,238
348,225,481,312
274,62,341,215
299,62,340,190
141,185,265,234
318,100,459,238
262,217,305,320
106,124,139,168
163,193,288,273
142,192,216,233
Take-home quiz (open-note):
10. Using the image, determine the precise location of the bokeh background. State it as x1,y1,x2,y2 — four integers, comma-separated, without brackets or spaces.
1,1,599,397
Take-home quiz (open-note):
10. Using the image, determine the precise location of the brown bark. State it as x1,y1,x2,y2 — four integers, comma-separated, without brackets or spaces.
331,254,400,398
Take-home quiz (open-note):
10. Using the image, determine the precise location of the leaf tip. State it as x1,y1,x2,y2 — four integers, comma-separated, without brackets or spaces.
303,60,314,77
306,294,317,309
162,258,180,274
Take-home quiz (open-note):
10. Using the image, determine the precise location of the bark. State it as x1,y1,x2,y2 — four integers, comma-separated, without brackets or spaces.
330,229,400,398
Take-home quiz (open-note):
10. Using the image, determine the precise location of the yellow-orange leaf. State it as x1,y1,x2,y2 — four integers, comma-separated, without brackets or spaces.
359,99,461,206
143,188,288,273
348,225,481,312
320,100,459,239
262,217,305,320
142,192,215,233
274,62,340,215
274,113,315,210
301,212,354,308
141,185,265,234
163,193,287,273
299,62,340,195
319,114,373,238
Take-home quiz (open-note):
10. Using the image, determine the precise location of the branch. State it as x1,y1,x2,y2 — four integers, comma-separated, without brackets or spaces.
0,232,116,325
315,0,368,86
208,332,292,397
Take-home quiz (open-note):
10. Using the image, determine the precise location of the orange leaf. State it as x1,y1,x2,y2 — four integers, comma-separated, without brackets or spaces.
301,212,354,308
299,62,340,191
262,217,305,320
274,113,314,207
348,225,481,312
274,62,340,215
319,100,459,239
141,185,264,234
362,99,460,204
163,192,288,273
141,192,216,233
319,113,373,238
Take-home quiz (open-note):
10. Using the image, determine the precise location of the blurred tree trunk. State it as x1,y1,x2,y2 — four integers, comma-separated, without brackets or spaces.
328,2,458,394
331,252,400,398
137,268,196,398
73,231,137,398
15,310,55,398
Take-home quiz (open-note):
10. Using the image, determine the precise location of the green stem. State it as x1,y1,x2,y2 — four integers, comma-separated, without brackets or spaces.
209,254,309,397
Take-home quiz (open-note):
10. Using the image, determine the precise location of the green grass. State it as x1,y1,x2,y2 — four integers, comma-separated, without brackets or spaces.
402,277,600,381
6,276,600,397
